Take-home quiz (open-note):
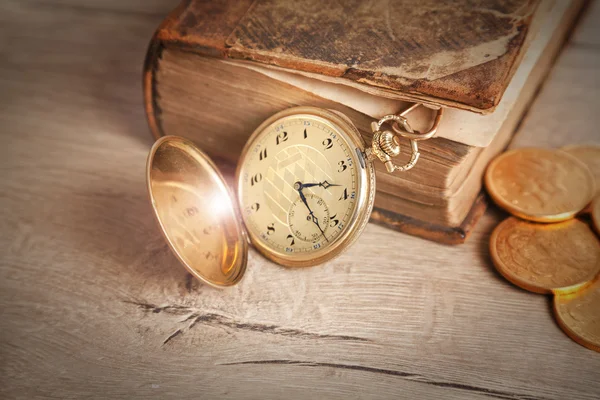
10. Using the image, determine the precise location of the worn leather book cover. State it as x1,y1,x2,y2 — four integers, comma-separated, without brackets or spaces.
153,0,540,113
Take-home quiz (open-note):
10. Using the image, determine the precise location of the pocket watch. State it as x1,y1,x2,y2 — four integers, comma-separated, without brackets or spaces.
146,105,442,287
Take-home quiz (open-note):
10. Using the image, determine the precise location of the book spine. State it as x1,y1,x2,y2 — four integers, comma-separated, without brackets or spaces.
143,35,163,141
143,1,191,141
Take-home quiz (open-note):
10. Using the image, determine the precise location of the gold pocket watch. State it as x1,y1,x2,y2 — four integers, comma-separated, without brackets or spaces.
147,106,442,287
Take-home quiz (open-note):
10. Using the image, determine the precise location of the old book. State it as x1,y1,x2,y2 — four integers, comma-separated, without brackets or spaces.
144,0,584,243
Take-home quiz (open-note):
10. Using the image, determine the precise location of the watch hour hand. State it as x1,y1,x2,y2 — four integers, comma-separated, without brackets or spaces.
300,180,341,189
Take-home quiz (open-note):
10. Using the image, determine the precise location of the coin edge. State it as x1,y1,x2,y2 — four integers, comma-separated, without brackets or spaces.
553,283,600,353
489,217,551,294
489,217,600,294
485,148,595,222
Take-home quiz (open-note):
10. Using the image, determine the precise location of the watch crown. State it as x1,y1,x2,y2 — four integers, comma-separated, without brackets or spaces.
379,131,401,158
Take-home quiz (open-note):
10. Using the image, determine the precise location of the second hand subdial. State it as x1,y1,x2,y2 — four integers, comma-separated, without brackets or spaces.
293,181,330,242
288,193,330,243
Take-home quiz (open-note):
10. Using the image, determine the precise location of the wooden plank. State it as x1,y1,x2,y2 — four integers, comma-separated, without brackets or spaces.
570,0,600,47
511,48,600,148
0,1,599,399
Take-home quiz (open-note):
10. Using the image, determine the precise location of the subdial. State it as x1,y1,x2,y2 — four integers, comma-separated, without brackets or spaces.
288,194,330,242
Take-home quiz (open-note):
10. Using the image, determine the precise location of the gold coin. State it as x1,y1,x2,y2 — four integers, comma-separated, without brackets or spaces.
592,196,600,234
554,277,600,352
490,217,600,294
485,148,595,222
562,145,600,196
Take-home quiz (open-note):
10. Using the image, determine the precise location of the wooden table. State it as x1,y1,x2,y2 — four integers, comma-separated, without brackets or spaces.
1,1,599,399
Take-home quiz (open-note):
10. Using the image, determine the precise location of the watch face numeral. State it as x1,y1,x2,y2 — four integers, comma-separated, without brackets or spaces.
251,202,260,212
323,138,333,150
286,234,295,246
330,214,339,228
276,131,288,145
303,128,308,139
338,160,347,172
250,173,263,186
266,223,275,235
259,148,268,160
339,188,348,201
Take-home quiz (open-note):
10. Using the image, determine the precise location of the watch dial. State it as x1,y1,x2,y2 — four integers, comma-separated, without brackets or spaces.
238,113,364,264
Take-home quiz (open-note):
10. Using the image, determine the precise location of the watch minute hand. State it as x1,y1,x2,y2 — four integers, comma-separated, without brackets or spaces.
298,188,313,214
312,215,328,242
295,182,315,216
294,181,329,243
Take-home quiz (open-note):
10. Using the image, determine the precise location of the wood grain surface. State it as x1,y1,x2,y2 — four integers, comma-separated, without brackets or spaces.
1,1,599,399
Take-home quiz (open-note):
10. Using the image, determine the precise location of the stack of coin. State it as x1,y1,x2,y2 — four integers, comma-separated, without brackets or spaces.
485,146,600,352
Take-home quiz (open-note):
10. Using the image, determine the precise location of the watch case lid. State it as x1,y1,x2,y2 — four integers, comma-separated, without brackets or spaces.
146,136,247,288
